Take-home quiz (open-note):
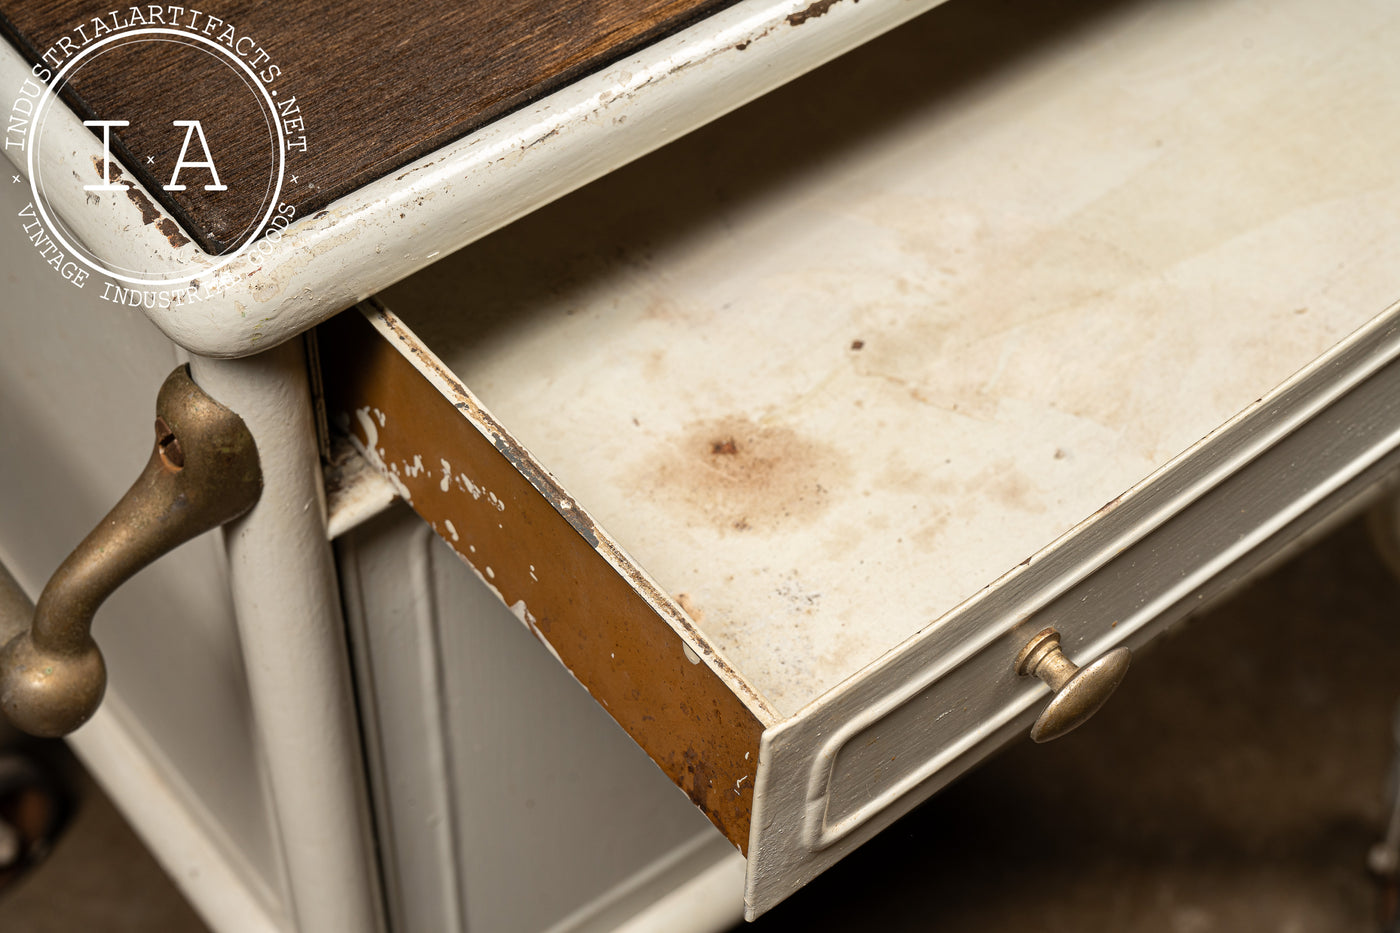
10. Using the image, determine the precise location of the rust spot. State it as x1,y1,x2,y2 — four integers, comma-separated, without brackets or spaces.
1097,494,1124,516
90,155,125,183
787,0,843,26
117,184,192,247
155,218,191,248
850,339,865,350
711,438,739,456
125,185,160,225
676,592,705,622
636,415,851,534
681,746,720,819
734,40,751,50
90,157,186,244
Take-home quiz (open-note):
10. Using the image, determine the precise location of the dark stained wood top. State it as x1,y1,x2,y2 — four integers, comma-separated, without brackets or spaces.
1,0,734,253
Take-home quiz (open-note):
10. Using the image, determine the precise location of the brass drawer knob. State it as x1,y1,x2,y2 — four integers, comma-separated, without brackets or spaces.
1015,627,1130,743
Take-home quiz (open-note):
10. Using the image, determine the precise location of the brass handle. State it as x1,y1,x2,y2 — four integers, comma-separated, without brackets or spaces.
1015,627,1130,743
0,366,262,737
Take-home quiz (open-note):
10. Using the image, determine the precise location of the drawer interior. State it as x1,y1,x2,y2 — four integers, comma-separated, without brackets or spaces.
370,0,1400,714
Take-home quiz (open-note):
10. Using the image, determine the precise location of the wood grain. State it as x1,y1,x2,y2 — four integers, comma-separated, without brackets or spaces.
1,0,734,253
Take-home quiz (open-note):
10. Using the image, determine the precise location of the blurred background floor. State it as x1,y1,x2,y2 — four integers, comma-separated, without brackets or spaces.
1,516,1395,932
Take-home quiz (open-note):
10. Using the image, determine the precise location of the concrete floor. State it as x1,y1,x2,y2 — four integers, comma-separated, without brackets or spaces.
0,516,1394,931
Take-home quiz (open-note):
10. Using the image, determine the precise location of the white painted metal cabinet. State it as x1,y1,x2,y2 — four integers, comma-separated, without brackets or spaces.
5,0,1400,927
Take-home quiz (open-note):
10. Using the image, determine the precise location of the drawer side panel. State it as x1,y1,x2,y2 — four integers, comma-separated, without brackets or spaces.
318,304,769,850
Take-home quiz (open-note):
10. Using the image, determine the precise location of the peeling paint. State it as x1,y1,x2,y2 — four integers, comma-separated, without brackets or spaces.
352,407,412,502
787,0,845,26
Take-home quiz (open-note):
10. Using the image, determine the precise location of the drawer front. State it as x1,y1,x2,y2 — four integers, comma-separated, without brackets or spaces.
749,305,1400,913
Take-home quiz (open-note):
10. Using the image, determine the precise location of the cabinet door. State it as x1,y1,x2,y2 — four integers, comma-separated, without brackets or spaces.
337,504,744,933
318,0,1400,917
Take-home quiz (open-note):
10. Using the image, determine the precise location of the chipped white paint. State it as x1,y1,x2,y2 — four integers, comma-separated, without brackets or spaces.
438,459,452,492
325,436,399,540
0,0,956,358
455,473,483,499
681,643,702,666
443,519,460,542
351,407,411,502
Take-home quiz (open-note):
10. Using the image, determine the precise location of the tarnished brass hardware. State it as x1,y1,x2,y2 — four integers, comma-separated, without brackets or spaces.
0,564,28,650
0,366,262,738
1015,627,1130,743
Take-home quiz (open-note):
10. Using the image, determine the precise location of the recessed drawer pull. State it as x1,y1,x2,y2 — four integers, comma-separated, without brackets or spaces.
0,366,262,738
1015,628,1131,743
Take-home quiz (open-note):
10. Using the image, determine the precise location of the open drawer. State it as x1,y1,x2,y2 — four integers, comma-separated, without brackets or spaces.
317,0,1400,917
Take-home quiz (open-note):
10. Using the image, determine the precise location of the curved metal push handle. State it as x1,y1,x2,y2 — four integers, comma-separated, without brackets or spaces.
0,366,262,737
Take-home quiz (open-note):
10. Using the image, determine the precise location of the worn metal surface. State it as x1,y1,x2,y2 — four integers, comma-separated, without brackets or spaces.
318,304,769,852
188,344,386,933
0,367,261,738
0,0,953,357
1014,628,1131,744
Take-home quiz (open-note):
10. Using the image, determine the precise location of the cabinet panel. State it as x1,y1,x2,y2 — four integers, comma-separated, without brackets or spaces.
338,505,741,933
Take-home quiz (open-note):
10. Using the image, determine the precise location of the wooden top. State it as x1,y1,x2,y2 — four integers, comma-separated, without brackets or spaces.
0,0,730,253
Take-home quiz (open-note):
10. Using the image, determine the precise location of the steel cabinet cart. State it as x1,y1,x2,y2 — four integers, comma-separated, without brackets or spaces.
3,0,1400,929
